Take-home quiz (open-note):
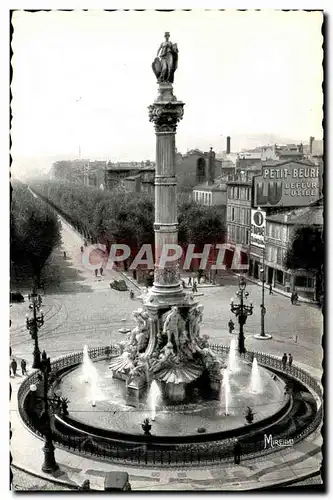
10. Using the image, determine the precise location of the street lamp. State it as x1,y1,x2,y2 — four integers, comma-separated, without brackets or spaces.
260,266,266,336
253,261,272,340
29,350,60,473
26,289,44,369
230,276,253,355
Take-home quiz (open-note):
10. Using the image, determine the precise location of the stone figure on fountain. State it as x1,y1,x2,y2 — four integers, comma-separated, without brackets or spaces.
152,32,178,84
188,304,204,342
161,306,185,354
127,309,150,353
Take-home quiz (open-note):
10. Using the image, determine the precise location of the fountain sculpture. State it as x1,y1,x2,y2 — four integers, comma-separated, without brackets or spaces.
109,32,224,404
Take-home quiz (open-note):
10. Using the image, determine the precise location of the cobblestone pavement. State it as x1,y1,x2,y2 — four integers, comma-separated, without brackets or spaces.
12,468,73,491
10,219,323,371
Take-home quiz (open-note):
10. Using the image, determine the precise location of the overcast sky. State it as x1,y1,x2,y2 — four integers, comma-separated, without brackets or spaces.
11,9,323,173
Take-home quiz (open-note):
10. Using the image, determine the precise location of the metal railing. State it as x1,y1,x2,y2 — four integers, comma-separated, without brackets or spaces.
17,344,323,466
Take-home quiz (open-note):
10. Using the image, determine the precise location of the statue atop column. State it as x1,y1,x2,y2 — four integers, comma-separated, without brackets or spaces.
152,32,178,84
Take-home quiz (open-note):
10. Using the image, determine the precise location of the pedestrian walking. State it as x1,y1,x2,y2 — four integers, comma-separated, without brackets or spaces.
100,267,104,276
188,276,192,286
294,292,298,305
192,281,198,293
94,269,98,278
290,292,295,305
80,246,84,254
130,290,134,300
63,251,67,259
21,359,27,376
288,353,293,367
182,279,186,289
269,283,273,295
282,353,287,370
233,439,241,465
228,319,235,334
10,359,17,376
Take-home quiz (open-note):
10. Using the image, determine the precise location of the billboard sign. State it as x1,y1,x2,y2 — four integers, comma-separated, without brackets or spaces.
253,162,321,208
251,209,266,249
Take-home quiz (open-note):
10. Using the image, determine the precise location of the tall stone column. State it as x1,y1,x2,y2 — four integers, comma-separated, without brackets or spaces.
148,82,185,302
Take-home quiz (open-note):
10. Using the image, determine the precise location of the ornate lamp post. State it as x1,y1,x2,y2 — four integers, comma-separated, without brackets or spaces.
29,350,60,473
26,289,44,369
230,277,253,355
253,252,272,340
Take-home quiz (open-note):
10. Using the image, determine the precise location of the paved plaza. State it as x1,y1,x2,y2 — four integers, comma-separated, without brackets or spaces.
11,220,323,370
10,220,323,490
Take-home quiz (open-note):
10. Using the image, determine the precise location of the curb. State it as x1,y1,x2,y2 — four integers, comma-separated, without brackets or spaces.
12,463,321,492
12,464,81,490
256,470,322,490
233,273,316,305
116,270,142,291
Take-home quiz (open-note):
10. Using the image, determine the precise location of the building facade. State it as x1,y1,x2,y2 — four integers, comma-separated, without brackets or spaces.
225,172,253,266
176,149,222,193
193,182,227,206
248,203,323,300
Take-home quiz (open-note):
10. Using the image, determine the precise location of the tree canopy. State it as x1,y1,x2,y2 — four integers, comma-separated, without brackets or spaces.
31,180,226,267
11,181,61,286
285,225,324,303
285,225,323,273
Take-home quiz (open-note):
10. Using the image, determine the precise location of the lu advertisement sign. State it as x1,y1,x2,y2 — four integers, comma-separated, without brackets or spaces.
253,161,321,208
251,209,265,249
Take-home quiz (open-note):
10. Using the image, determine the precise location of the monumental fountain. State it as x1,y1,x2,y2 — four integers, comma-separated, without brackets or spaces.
109,31,223,405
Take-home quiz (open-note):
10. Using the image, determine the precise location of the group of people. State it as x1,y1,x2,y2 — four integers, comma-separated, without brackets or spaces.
10,357,27,377
281,352,293,369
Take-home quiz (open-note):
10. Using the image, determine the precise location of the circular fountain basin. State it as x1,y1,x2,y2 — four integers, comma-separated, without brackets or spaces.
57,358,288,438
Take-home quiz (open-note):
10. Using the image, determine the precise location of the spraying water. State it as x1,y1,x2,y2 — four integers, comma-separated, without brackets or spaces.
228,338,240,373
147,380,162,421
82,345,99,405
222,368,231,415
249,357,263,394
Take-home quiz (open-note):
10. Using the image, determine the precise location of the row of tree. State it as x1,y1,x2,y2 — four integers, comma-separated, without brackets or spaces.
11,181,61,287
30,180,227,263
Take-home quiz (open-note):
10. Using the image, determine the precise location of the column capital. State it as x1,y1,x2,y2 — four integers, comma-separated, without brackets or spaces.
148,100,184,133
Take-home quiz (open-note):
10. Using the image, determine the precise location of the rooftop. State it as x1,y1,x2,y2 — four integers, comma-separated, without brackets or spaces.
266,204,323,226
193,180,227,191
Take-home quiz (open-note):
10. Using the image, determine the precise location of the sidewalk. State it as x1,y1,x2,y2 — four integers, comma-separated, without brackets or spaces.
234,273,317,305
10,373,322,491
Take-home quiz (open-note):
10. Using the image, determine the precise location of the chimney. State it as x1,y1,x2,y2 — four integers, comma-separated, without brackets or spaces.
226,136,231,154
208,147,215,185
309,136,314,154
